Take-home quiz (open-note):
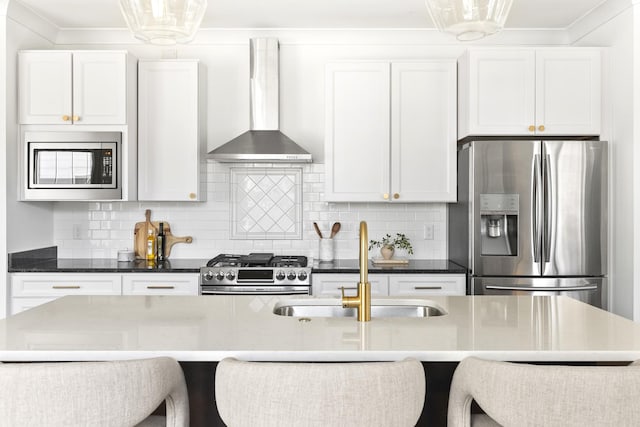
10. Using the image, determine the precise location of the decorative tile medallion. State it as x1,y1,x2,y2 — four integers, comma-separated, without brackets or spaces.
230,168,302,239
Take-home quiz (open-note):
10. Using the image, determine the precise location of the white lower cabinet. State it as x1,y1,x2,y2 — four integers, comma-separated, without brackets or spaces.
388,275,466,297
312,273,466,297
10,272,200,315
122,274,199,295
312,274,389,297
10,273,122,315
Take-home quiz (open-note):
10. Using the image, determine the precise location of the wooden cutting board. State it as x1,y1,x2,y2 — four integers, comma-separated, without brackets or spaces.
133,209,193,259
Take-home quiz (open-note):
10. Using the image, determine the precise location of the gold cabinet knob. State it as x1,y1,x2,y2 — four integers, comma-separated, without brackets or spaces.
189,192,196,200
528,125,535,132
62,115,70,121
383,193,389,200
393,193,400,199
538,125,545,132
73,115,80,122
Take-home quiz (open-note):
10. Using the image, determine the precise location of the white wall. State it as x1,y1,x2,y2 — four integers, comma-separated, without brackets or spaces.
5,3,55,254
571,3,635,318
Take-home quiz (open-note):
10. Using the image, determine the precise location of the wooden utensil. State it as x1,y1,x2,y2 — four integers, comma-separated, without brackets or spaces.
330,222,341,238
313,222,323,239
133,210,193,259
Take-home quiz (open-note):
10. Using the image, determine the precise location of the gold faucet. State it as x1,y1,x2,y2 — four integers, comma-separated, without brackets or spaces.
341,221,371,322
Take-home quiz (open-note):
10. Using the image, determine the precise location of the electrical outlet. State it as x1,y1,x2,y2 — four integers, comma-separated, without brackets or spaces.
424,224,434,240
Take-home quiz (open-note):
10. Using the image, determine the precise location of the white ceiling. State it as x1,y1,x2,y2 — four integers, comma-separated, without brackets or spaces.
15,0,608,30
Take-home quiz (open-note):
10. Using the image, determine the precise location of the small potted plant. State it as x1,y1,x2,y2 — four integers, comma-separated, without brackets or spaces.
368,233,414,260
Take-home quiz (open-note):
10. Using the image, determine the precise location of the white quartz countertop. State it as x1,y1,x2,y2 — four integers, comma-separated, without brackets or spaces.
2,295,640,363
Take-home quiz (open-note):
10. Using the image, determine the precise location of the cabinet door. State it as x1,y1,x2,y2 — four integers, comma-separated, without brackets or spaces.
535,49,601,136
138,61,204,201
72,52,127,124
18,51,73,124
311,274,389,297
459,50,535,137
391,61,457,202
325,62,391,202
122,273,199,295
388,274,466,296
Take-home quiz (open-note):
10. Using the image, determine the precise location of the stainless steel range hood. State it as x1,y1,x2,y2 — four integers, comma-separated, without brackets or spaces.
208,38,312,163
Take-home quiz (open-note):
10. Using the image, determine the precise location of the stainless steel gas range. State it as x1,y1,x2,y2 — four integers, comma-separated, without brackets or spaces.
199,253,312,295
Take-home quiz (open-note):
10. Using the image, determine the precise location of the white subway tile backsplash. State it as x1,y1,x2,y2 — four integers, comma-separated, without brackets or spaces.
53,162,448,260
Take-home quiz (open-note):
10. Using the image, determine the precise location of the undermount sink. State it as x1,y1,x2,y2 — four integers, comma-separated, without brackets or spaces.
273,299,447,318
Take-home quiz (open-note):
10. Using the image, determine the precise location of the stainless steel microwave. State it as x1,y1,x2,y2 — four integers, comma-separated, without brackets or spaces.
24,131,122,200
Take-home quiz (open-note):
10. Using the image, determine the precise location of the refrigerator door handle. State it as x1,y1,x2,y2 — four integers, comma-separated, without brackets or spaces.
485,285,598,292
543,154,553,264
532,154,542,263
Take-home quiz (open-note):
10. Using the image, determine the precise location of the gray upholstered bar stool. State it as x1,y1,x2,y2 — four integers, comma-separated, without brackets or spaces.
0,357,189,427
447,356,640,427
215,357,425,427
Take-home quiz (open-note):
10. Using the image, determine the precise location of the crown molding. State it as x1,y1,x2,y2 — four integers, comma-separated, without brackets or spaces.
6,0,58,43
567,0,633,43
53,27,567,47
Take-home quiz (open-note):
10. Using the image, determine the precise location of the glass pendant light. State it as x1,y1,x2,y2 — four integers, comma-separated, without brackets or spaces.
119,0,208,45
425,0,514,41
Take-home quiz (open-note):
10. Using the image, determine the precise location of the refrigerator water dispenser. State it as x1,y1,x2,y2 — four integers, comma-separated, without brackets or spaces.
480,194,518,256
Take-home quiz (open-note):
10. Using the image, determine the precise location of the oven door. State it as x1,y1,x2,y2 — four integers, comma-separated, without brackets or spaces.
200,285,310,295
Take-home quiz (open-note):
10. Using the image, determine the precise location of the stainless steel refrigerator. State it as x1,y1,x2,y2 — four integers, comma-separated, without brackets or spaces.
449,139,607,308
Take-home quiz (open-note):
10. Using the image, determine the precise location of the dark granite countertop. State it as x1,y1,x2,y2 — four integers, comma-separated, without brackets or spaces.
311,259,467,274
9,257,208,273
8,247,466,275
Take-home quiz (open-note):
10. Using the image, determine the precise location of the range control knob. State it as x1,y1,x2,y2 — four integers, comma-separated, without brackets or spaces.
216,270,225,281
297,271,308,281
226,271,236,280
276,270,286,281
287,271,297,281
204,270,214,281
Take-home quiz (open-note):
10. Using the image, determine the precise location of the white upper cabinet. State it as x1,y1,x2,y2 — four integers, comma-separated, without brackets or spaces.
19,51,128,125
137,60,206,202
325,60,457,203
391,62,457,202
325,62,391,202
458,48,601,137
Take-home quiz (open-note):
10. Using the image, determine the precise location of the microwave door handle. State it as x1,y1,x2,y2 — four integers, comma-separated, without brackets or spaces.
485,285,598,292
532,154,542,263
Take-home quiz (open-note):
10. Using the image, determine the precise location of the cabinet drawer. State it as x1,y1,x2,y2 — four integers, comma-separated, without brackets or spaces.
122,273,199,295
312,274,388,297
388,275,465,296
11,274,122,297
10,297,57,315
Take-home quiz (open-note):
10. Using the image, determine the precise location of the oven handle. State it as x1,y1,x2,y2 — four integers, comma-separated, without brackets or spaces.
236,279,275,283
201,290,310,295
485,285,598,292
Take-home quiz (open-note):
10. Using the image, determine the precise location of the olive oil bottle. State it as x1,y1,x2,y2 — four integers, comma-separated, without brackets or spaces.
146,228,156,261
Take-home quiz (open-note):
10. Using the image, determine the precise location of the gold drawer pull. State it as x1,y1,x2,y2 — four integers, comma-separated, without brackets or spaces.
538,125,545,132
528,125,535,132
146,285,175,289
383,193,389,200
414,286,443,290
73,115,80,122
393,193,400,199
189,193,196,200
52,285,81,289
62,115,70,121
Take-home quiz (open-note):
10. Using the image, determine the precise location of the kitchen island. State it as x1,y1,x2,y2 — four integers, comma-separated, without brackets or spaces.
1,295,639,426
